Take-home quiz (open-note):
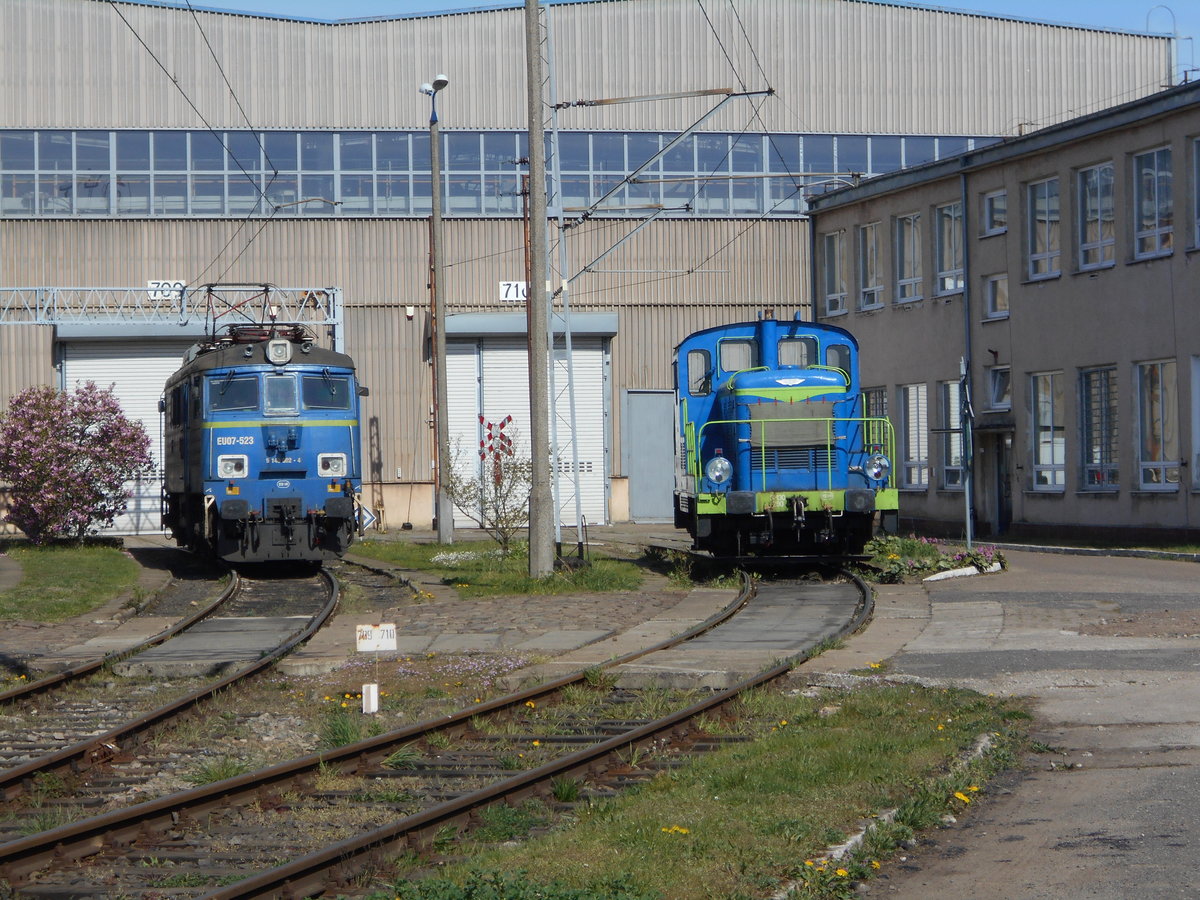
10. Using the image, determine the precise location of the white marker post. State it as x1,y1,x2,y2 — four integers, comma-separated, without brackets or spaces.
355,623,397,714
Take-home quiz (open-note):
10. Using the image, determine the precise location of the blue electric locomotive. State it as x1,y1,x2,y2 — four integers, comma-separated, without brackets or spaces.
673,315,897,557
161,324,366,563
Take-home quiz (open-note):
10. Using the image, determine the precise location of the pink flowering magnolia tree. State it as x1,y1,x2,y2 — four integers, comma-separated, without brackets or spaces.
0,382,152,543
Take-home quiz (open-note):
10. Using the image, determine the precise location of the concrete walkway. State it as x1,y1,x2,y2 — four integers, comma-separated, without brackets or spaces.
798,549,1200,899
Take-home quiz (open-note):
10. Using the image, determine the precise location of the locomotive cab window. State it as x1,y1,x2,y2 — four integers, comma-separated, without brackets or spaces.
719,339,758,373
265,374,299,415
209,375,258,411
687,350,712,396
302,373,352,410
779,336,818,367
826,344,851,376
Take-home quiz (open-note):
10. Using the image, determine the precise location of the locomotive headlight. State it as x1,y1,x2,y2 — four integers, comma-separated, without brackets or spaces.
266,338,293,365
318,453,347,478
217,455,248,478
704,455,733,485
866,453,891,481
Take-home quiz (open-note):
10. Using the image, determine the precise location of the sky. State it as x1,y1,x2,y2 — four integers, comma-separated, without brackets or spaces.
188,0,1198,79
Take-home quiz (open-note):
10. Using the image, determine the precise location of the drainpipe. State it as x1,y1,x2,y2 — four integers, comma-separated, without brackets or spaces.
806,214,817,322
960,170,975,549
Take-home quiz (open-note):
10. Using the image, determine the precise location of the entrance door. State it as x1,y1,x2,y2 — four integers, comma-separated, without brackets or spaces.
993,432,1013,535
622,389,675,522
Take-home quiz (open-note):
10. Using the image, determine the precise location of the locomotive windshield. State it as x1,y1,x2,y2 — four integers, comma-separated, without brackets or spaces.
301,374,352,410
719,339,757,372
210,375,258,411
779,336,817,366
265,374,299,415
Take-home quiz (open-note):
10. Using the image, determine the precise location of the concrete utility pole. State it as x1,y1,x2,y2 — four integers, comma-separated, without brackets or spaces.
422,74,454,545
525,0,554,578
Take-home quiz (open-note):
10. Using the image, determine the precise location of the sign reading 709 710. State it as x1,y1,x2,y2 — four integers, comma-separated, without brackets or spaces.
147,280,186,302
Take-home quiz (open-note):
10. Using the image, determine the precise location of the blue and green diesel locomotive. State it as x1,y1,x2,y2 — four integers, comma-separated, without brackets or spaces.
674,316,897,556
162,325,366,563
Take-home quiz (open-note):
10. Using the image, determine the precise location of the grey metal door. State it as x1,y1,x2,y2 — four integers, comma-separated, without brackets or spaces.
622,389,675,522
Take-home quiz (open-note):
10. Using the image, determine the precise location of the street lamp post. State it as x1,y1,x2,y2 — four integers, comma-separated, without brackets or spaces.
421,74,454,544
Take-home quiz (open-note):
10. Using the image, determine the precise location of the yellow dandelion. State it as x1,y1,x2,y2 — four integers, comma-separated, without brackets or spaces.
340,702,348,708
836,868,849,877
954,791,971,803
871,860,881,870
532,739,541,746
344,693,352,699
779,719,788,726
525,700,537,708
869,662,882,669
937,724,945,731
323,695,332,701
804,860,815,867
474,697,483,703
968,785,980,792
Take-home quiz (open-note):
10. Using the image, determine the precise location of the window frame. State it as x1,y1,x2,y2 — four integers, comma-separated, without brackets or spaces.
939,379,964,489
935,201,964,294
1027,176,1061,280
208,374,259,412
1133,146,1173,260
899,382,929,489
983,273,1008,320
1193,138,1200,250
981,189,1007,236
863,386,889,450
686,349,712,396
894,212,922,302
987,365,1011,410
821,230,847,315
857,221,883,309
717,338,758,374
264,373,299,416
1077,162,1115,271
1030,371,1065,491
1136,359,1179,489
1079,366,1119,491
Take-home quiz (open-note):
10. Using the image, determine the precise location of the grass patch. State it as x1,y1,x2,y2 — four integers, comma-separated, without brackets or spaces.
182,757,252,786
386,683,1029,900
352,539,642,598
0,543,140,622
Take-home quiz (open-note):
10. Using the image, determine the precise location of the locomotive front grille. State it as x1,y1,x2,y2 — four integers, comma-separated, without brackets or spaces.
748,401,834,448
750,445,833,472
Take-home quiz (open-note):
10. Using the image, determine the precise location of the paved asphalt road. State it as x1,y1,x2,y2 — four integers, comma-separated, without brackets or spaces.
801,548,1200,899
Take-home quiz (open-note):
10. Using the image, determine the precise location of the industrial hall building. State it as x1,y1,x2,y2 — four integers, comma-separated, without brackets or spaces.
808,79,1200,543
0,0,1180,535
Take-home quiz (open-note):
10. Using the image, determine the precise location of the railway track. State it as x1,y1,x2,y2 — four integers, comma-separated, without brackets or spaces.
0,566,339,838
0,567,871,899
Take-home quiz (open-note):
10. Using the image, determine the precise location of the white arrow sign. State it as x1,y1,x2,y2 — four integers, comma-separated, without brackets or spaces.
355,496,377,531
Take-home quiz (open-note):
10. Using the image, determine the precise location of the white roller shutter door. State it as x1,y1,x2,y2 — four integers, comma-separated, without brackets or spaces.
445,340,483,529
61,340,192,535
446,337,607,529
550,338,607,527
